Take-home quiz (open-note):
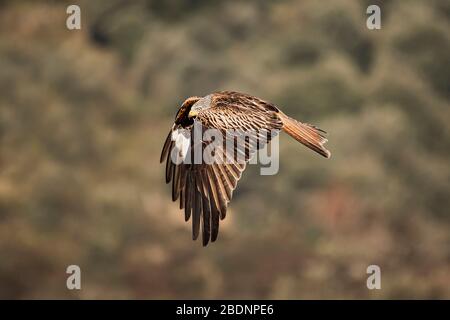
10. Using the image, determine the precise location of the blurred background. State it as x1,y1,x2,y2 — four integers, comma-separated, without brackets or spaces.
0,0,449,299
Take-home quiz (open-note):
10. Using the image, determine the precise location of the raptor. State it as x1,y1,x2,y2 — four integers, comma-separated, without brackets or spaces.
160,91,330,246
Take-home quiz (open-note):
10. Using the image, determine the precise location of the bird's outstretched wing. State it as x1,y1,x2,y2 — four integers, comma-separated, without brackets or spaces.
160,92,283,246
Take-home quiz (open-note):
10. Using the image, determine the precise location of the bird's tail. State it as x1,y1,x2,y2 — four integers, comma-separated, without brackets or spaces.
279,112,331,158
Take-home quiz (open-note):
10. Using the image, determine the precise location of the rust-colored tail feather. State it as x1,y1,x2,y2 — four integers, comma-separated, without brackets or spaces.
279,112,331,158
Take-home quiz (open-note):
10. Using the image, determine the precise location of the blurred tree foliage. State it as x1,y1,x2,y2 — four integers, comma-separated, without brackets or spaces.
0,0,449,299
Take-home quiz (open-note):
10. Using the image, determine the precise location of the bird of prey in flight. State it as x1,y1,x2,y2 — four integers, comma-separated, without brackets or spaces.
160,91,330,246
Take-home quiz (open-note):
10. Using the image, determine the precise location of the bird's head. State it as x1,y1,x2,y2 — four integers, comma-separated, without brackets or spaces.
174,96,200,126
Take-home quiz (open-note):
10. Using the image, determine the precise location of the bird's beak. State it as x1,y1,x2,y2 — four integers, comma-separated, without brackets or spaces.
188,110,198,118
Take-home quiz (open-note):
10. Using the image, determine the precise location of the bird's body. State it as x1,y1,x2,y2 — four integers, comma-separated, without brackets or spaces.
160,91,330,246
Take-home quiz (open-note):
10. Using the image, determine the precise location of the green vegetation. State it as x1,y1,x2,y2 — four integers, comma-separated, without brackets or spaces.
0,0,449,299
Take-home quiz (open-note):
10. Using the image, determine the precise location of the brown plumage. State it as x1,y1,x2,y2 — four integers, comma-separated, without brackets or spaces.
160,91,330,246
